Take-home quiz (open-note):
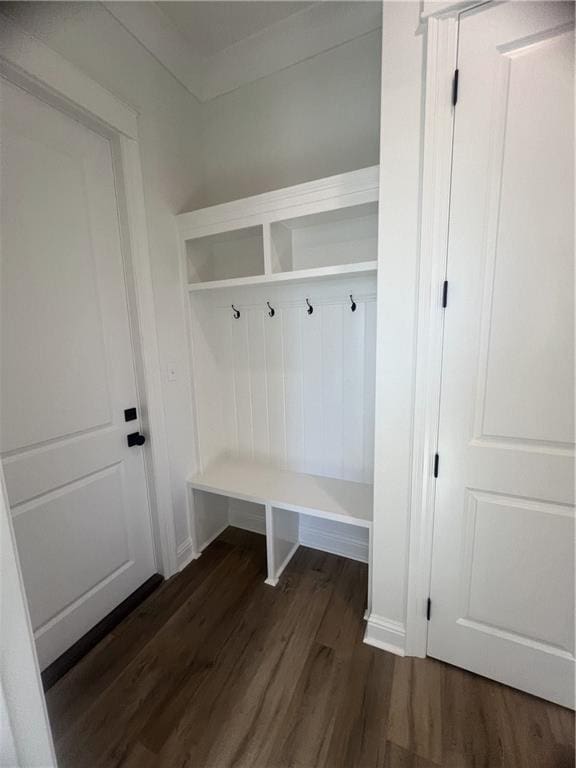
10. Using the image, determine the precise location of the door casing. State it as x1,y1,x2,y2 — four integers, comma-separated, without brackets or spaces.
405,0,494,658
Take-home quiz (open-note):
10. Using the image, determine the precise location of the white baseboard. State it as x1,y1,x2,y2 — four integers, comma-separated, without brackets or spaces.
228,499,266,535
299,516,369,563
228,503,369,564
176,537,199,571
364,613,406,656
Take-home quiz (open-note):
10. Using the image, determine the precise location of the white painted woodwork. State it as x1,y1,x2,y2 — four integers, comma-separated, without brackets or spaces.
189,277,376,484
181,169,377,593
186,226,265,284
265,505,299,586
269,202,378,273
428,2,575,708
0,78,156,668
188,458,372,529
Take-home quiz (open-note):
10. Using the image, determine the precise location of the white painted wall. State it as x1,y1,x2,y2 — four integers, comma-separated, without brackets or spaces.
367,1,425,651
3,2,204,554
200,29,382,205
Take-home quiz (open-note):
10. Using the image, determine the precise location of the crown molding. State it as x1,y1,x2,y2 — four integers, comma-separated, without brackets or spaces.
103,2,382,103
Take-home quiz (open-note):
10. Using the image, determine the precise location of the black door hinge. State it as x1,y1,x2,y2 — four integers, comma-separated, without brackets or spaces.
452,68,459,106
442,280,449,308
427,598,432,621
433,453,439,478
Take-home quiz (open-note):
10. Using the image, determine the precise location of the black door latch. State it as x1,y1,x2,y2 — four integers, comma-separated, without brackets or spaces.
127,432,146,447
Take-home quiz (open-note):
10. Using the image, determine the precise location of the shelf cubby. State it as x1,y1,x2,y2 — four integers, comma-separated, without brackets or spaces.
185,225,264,285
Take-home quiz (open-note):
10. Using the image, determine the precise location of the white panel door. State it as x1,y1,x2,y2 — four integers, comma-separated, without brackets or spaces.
0,78,156,669
428,3,575,708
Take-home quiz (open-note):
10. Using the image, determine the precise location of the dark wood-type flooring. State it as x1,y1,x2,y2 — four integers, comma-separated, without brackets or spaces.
46,528,575,768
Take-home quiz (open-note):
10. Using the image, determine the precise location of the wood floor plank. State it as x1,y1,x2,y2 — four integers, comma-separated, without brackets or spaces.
321,641,395,768
45,528,575,768
268,642,342,768
46,538,233,739
387,656,444,765
441,664,506,768
53,539,266,768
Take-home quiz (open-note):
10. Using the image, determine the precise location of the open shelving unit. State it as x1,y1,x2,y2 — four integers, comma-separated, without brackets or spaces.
177,166,378,591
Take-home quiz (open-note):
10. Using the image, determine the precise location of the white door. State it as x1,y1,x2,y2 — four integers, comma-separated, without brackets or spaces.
0,78,156,670
428,2,575,708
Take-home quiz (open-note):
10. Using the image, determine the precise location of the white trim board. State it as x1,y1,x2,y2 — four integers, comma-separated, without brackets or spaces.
177,165,379,239
104,2,382,102
364,614,406,657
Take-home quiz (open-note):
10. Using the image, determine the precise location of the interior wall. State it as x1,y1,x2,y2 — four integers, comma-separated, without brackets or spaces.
199,29,382,206
368,1,425,646
2,1,204,556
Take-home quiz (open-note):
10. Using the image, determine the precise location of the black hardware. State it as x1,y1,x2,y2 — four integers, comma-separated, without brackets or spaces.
452,68,459,106
427,597,432,621
124,407,137,422
442,280,449,308
231,305,240,319
350,295,357,312
267,301,275,317
306,298,313,315
127,431,146,447
433,453,439,478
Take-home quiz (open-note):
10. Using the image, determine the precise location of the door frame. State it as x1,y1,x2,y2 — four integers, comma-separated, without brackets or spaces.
404,1,492,656
0,15,178,579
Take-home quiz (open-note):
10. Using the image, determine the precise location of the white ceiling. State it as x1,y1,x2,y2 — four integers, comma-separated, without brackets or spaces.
158,2,314,59
104,1,382,102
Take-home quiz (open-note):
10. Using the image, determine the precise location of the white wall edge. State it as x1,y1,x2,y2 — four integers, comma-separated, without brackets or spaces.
363,614,406,656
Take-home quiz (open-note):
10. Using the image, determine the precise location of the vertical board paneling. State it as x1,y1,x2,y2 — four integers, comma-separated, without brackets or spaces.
220,310,239,457
248,309,270,463
190,278,376,483
265,306,287,467
322,303,344,479
282,307,305,472
231,314,253,458
363,299,377,482
301,304,324,476
342,301,366,480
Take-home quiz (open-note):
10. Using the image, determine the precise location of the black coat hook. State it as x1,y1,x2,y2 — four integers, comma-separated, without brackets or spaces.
306,298,313,315
231,304,240,319
350,294,357,312
267,301,275,317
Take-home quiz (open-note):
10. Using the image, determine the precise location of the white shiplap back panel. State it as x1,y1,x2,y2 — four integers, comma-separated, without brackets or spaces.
282,306,305,472
247,310,270,464
189,275,376,483
342,300,366,481
321,303,345,479
363,299,377,483
301,307,324,476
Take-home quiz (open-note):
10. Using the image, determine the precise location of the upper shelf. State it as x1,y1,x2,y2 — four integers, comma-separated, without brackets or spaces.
178,166,380,291
187,260,377,292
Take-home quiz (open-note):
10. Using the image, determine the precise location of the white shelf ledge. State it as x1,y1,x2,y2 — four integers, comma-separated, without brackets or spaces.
187,261,377,292
188,458,373,528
